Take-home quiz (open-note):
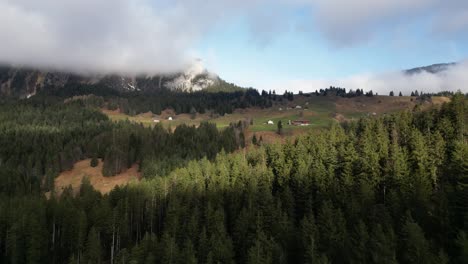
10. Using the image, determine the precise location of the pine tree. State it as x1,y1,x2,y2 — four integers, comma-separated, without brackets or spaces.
277,121,283,135
252,134,258,146
84,227,101,264
90,156,98,167
350,220,369,264
369,224,396,264
401,216,432,264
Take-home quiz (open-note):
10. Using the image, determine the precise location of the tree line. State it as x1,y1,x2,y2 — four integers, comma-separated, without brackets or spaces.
39,82,273,116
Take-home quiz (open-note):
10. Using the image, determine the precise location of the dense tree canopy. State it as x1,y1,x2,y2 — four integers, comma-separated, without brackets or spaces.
0,92,466,263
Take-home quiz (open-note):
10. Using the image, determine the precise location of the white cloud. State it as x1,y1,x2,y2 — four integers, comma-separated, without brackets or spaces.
270,61,468,95
0,0,230,74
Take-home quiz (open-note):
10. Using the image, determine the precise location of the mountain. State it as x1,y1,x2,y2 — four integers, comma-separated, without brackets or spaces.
0,63,223,98
405,62,456,75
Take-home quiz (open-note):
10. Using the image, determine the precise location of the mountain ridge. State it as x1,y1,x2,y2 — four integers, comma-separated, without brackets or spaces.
0,63,224,98
404,62,456,75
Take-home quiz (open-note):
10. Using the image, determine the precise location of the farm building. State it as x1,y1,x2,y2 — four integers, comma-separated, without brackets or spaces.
267,120,274,125
292,120,310,126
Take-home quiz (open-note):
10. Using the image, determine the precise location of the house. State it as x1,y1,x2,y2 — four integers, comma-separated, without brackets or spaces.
295,105,302,109
168,117,173,121
267,120,274,125
153,119,160,123
292,120,310,126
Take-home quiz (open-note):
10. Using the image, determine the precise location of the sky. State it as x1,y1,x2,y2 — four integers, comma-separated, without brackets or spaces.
0,0,467,94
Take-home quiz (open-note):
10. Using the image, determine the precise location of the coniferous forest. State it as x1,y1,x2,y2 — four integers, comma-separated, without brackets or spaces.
0,92,467,264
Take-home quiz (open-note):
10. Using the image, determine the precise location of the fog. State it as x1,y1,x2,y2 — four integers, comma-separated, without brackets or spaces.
272,61,468,94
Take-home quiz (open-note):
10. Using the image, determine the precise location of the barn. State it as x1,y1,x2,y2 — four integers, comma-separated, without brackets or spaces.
292,120,310,126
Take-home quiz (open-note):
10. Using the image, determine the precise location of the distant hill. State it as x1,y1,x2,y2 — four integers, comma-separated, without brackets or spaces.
404,62,456,75
0,64,242,98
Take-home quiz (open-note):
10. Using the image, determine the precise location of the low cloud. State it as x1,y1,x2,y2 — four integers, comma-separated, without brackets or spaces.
0,0,240,75
272,61,468,95
0,0,272,75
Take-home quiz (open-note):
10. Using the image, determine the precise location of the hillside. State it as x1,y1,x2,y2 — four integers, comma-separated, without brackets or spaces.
405,62,456,75
102,94,451,144
0,63,242,98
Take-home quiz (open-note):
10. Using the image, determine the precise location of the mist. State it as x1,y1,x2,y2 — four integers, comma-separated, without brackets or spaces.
273,60,468,95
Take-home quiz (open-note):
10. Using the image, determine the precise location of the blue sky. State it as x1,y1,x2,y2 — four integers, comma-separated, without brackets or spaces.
196,6,468,92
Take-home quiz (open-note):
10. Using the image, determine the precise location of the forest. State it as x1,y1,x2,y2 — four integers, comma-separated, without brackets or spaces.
0,96,243,194
39,82,273,116
0,93,466,264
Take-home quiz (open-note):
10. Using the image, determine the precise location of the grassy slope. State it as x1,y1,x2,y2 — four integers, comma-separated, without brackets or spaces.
50,159,140,195
102,95,449,134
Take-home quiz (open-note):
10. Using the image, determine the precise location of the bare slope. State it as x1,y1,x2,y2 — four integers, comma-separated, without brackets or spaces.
53,159,140,195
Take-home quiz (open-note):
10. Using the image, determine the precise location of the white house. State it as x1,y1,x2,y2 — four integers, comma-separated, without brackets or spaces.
153,119,160,123
168,117,173,121
267,120,274,125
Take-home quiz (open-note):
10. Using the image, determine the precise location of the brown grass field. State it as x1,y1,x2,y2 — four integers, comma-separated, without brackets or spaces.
52,159,140,195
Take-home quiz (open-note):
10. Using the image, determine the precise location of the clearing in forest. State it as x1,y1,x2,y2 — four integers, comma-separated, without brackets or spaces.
102,95,450,134
53,159,140,195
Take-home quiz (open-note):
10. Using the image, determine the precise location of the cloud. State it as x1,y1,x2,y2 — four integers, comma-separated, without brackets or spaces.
271,60,468,95
0,0,467,75
0,0,241,75
303,0,468,45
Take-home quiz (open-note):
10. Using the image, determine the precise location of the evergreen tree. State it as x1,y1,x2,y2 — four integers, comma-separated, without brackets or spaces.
252,134,258,146
84,227,102,264
401,216,432,264
277,120,283,135
90,156,99,167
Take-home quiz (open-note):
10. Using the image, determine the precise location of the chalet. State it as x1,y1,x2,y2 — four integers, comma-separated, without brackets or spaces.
292,120,310,126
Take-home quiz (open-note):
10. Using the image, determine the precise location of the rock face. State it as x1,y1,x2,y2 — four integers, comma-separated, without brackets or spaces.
0,64,219,98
